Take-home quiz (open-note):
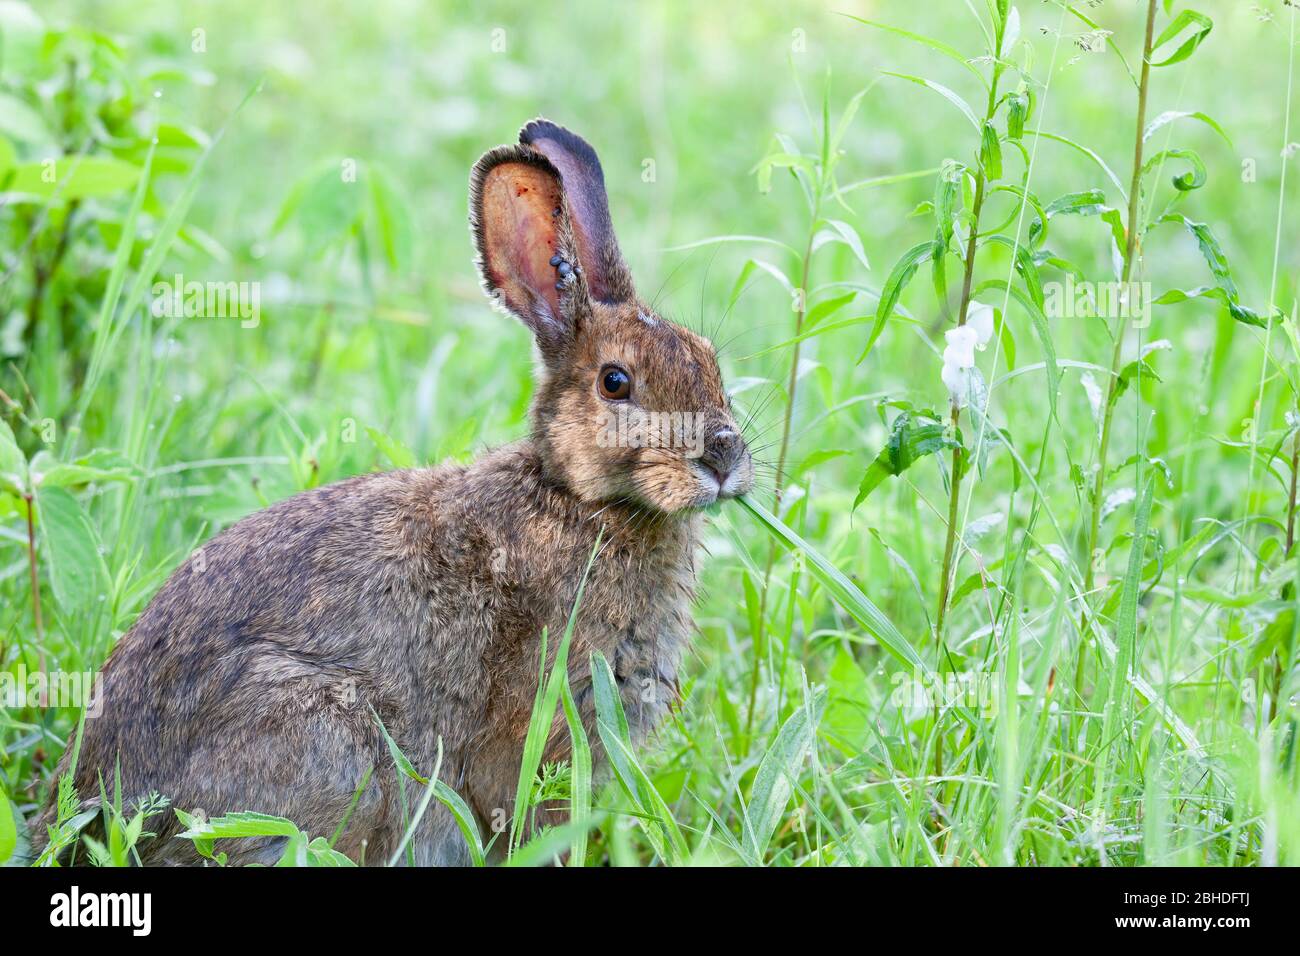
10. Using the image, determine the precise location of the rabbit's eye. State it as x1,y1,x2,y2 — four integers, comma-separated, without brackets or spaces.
598,365,632,401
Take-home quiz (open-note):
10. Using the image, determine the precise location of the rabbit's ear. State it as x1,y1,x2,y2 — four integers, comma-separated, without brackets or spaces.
519,119,637,306
471,145,580,353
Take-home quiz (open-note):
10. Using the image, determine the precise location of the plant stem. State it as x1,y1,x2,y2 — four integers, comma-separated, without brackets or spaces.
1272,427,1299,724
931,38,1006,782
771,200,823,511
1286,429,1299,557
744,194,821,741
1079,0,1159,664
934,173,988,644
24,492,47,689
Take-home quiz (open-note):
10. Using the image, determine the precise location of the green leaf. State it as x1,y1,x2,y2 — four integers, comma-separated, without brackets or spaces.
862,240,936,361
28,449,136,489
371,706,428,785
1093,477,1155,814
751,150,817,194
1143,110,1232,149
0,420,25,496
1150,9,1212,67
275,161,365,247
934,160,963,247
366,426,418,469
1027,189,1108,246
841,16,987,87
1142,148,1206,192
983,234,1046,310
368,167,414,270
824,649,872,751
1155,213,1264,326
370,708,485,865
979,278,1059,420
176,810,301,841
1006,90,1029,141
1028,130,1127,199
979,122,1002,180
1110,340,1171,407
590,650,688,864
741,688,826,862
1154,286,1268,328
304,835,357,867
736,496,928,673
0,91,51,144
0,787,16,864
804,291,857,330
854,412,962,509
80,80,261,426
5,157,140,201
816,219,870,271
510,537,600,853
36,486,110,616
882,72,980,130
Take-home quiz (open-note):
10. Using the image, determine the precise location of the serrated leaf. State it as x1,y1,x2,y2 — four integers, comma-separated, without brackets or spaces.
29,449,136,489
854,412,962,508
176,810,301,841
36,486,110,615
1027,189,1108,246
1155,213,1265,326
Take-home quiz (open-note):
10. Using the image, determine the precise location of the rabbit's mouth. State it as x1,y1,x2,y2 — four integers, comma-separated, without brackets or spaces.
690,453,755,506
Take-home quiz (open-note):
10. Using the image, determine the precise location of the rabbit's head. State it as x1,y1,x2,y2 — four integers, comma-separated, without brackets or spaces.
470,120,754,514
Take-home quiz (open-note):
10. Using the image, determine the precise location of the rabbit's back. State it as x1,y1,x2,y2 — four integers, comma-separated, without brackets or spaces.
42,465,470,862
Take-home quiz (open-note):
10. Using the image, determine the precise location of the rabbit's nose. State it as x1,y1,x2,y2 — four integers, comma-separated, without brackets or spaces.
701,427,745,485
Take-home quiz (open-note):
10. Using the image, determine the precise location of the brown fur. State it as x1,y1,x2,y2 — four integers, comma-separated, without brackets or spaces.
32,119,753,865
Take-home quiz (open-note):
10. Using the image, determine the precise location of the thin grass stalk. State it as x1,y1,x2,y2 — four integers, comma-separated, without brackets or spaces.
1081,0,1159,609
744,187,823,741
930,20,1008,779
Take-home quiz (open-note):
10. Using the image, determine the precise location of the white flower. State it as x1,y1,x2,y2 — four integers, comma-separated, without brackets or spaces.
941,326,978,408
941,362,973,408
943,325,978,369
966,301,995,350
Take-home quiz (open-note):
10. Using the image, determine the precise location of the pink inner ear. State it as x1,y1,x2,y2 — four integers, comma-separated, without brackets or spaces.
481,163,565,322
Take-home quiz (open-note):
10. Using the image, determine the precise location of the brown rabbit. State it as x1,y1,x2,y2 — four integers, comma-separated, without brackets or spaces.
32,119,753,866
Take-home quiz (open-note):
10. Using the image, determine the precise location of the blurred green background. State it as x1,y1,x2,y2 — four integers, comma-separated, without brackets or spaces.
4,0,1300,865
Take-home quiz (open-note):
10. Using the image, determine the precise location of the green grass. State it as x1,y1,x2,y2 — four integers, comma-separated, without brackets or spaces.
2,0,1299,866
